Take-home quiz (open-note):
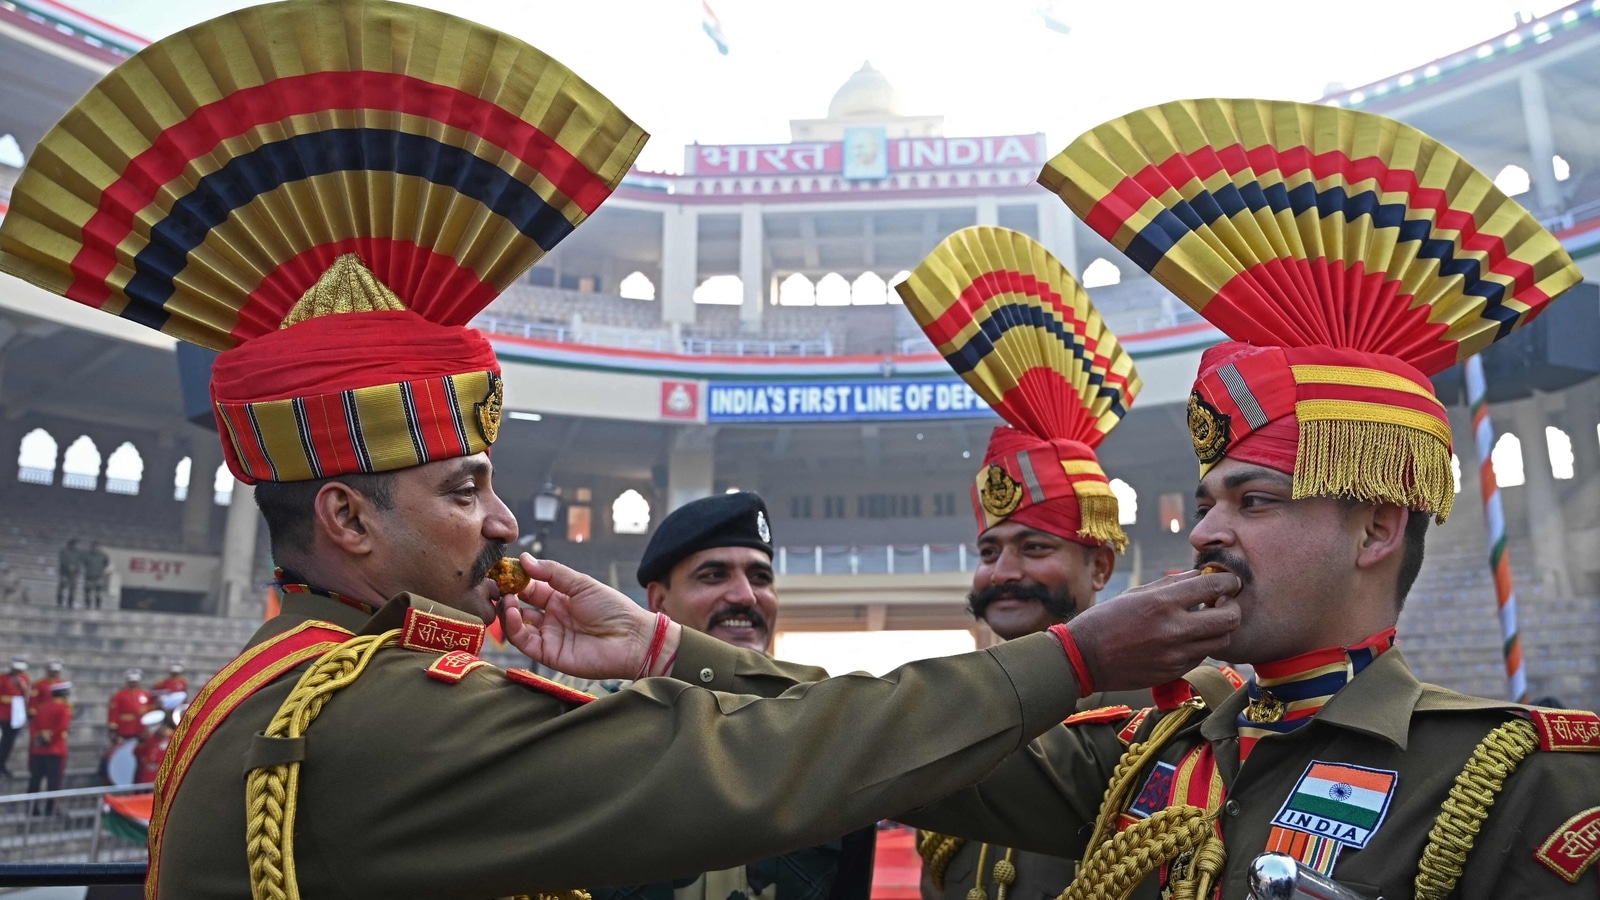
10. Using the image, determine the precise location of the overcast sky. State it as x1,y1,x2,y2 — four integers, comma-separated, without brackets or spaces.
68,0,1568,173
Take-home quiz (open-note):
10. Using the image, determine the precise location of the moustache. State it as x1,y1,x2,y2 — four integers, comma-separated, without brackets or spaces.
469,541,509,584
1194,549,1254,587
966,581,1079,622
708,606,769,632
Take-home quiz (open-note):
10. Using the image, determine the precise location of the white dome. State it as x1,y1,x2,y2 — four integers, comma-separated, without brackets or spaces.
827,62,900,119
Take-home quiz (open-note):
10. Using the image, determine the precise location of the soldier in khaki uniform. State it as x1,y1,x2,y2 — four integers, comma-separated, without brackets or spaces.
897,100,1600,898
0,5,1245,898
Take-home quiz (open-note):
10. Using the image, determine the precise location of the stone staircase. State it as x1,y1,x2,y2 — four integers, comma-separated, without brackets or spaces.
0,600,261,774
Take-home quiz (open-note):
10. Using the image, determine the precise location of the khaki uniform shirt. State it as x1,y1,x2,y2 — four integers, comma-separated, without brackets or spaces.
917,689,1154,900
155,591,1081,899
545,675,876,900
901,649,1600,899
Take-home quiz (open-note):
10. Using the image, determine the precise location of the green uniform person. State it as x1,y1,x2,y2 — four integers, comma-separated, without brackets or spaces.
56,539,81,608
82,542,110,609
0,5,1243,898
899,99,1600,899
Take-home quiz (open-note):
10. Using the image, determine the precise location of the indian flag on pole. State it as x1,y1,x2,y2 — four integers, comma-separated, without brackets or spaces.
702,0,730,55
1270,762,1398,849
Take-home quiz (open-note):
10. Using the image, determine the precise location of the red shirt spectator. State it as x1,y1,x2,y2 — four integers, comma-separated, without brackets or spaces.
0,666,32,711
30,694,70,758
108,682,151,739
153,675,188,698
135,729,172,783
28,676,62,717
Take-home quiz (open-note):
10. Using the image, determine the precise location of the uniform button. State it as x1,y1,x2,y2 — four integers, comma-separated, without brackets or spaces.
1224,799,1241,817
699,667,715,683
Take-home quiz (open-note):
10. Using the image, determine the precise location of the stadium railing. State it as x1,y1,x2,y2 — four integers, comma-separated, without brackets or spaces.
472,314,833,357
0,783,150,868
776,544,976,576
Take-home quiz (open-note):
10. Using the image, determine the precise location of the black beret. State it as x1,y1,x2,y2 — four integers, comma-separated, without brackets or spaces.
636,492,773,587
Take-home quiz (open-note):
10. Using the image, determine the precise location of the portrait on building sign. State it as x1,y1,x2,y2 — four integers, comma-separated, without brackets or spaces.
842,127,889,180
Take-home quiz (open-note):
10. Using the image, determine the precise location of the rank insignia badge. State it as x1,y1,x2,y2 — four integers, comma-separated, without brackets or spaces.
476,373,504,445
1271,762,1397,849
1187,391,1230,465
977,464,1024,518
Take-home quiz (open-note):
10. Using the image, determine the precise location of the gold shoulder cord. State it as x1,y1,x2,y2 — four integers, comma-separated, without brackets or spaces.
916,833,1016,900
918,831,964,890
1413,718,1540,900
243,631,589,900
1054,701,1223,900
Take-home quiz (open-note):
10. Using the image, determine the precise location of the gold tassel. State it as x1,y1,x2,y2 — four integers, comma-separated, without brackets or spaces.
1074,489,1129,553
1293,418,1454,524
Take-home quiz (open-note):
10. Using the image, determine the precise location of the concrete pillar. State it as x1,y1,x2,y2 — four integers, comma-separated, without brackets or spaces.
1513,395,1570,595
1561,380,1600,531
181,432,222,553
667,426,717,512
1035,196,1078,272
660,207,699,325
1519,70,1563,215
975,196,999,227
219,480,260,617
739,204,764,334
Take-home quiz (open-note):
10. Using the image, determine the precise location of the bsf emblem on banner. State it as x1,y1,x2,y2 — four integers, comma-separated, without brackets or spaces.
978,464,1024,518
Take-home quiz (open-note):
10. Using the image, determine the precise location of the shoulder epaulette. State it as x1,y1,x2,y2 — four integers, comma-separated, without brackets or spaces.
1065,705,1134,727
505,668,595,705
1117,707,1155,746
399,607,486,656
425,650,494,684
1525,708,1600,753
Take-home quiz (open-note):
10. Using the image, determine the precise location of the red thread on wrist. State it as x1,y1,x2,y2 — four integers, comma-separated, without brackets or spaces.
1048,623,1095,698
635,612,671,680
655,647,679,678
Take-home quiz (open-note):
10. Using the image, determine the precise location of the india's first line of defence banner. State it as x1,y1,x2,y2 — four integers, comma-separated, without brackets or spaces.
706,379,1000,423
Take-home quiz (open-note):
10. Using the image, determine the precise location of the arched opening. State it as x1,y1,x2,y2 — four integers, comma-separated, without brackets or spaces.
619,271,656,301
104,442,144,495
1451,453,1462,495
1553,155,1571,182
611,489,651,535
214,464,236,506
1491,433,1524,487
1546,426,1575,480
850,271,887,305
0,133,22,168
174,456,192,502
1082,258,1121,288
779,273,816,306
815,272,851,306
886,270,912,303
16,428,58,485
60,436,102,491
1109,478,1137,525
1493,164,1530,197
693,275,744,305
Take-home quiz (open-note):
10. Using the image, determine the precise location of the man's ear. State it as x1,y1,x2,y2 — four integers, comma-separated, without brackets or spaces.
1088,544,1116,592
312,482,379,557
644,581,667,614
1354,502,1408,570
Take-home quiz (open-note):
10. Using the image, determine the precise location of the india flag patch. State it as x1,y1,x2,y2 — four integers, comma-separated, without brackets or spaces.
1270,762,1397,849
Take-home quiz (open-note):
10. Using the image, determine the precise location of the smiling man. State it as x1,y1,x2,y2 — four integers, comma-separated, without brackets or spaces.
638,492,781,654
893,98,1600,899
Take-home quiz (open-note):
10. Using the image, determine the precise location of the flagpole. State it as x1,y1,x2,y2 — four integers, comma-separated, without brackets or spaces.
1464,354,1529,703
